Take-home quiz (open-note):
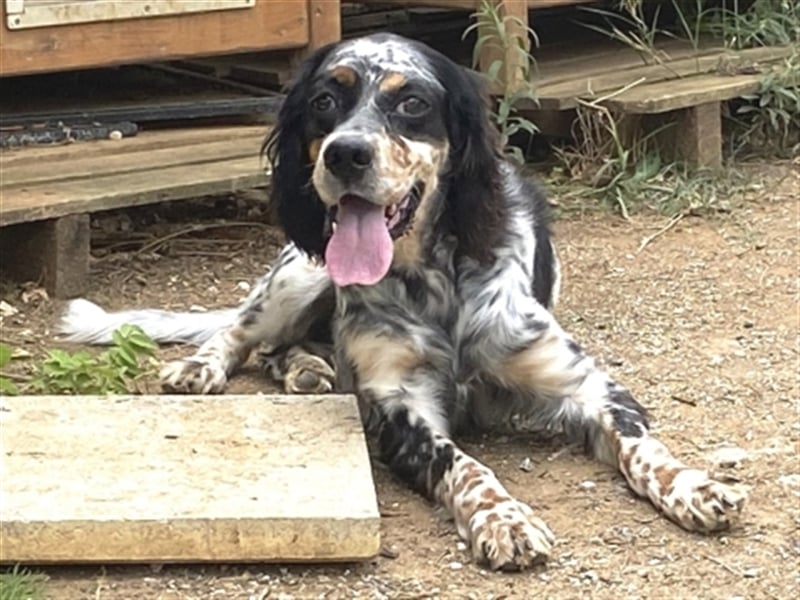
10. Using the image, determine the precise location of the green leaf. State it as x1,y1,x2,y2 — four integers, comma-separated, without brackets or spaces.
0,343,12,369
0,376,19,396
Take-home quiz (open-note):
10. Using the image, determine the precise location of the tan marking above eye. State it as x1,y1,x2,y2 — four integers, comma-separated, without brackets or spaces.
308,137,325,163
379,72,408,93
330,65,357,87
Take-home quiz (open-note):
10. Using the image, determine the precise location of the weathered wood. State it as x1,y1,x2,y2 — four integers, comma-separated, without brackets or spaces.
535,45,792,110
0,1,308,76
478,0,530,94
3,134,267,187
0,394,381,564
0,126,270,168
0,214,90,298
676,102,723,170
604,72,765,114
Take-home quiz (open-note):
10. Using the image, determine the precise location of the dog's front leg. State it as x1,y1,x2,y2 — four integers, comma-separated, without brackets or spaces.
161,244,334,393
345,330,553,570
461,284,746,533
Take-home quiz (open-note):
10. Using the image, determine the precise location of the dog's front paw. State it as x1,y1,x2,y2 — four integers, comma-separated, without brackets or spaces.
469,499,554,571
160,358,228,394
259,346,336,394
662,469,746,533
284,353,335,394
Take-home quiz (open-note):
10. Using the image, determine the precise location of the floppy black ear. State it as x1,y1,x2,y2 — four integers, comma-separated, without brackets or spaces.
263,44,337,258
438,62,504,264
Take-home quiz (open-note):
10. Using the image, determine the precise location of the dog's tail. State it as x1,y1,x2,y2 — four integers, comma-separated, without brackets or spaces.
57,298,238,346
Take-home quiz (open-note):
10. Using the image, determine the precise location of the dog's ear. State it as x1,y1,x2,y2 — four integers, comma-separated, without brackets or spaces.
439,62,504,264
263,44,337,258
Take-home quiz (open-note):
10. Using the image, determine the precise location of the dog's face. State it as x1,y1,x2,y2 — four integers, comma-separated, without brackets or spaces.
266,34,503,287
310,36,450,286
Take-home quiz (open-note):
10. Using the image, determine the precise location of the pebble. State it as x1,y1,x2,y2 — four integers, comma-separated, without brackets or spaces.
448,561,463,571
519,457,535,472
579,480,597,491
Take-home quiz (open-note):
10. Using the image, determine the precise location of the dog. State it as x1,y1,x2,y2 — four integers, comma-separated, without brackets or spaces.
60,33,745,570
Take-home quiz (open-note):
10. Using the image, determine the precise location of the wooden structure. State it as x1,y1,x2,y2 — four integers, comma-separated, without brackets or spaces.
528,41,793,169
356,1,791,168
0,0,340,76
0,394,381,564
0,125,270,298
0,0,341,298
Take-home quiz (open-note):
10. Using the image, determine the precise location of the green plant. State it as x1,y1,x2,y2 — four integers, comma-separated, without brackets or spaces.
703,0,799,49
733,49,800,157
0,342,18,395
24,324,159,395
463,0,540,164
0,566,47,600
551,98,755,217
581,0,676,71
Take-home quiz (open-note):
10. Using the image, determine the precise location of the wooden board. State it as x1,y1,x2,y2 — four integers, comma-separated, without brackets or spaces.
0,0,310,76
0,394,381,564
0,126,271,226
604,72,765,114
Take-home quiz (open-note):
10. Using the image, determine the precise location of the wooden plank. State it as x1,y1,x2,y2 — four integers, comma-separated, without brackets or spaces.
604,72,764,114
0,214,90,298
363,0,593,8
0,1,308,76
3,134,267,187
535,45,791,110
0,395,381,563
0,126,270,168
308,0,343,50
0,156,268,226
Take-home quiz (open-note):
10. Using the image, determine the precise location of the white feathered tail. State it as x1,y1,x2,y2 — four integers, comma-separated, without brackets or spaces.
57,298,238,345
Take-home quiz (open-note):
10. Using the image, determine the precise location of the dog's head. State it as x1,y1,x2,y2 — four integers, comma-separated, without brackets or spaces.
265,33,503,287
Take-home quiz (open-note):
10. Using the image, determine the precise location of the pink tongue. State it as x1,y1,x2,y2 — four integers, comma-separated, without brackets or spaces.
325,196,393,286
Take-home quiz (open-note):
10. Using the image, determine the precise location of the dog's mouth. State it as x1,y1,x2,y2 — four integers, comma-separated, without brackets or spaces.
324,183,424,287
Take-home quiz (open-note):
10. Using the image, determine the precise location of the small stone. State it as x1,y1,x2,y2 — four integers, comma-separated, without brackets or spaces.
742,567,761,578
108,130,123,140
448,561,463,571
579,480,597,491
519,457,535,472
237,280,252,292
379,545,399,559
455,541,468,552
0,301,18,317
708,447,749,468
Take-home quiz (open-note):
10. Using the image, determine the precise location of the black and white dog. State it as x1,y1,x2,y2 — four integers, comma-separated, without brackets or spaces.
60,33,745,570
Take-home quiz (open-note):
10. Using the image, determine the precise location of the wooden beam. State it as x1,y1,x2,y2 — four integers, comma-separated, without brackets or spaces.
0,214,90,299
676,101,723,170
0,1,308,76
478,0,530,94
0,394,381,563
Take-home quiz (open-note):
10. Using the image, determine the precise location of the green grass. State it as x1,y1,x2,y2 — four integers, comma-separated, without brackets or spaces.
0,566,48,600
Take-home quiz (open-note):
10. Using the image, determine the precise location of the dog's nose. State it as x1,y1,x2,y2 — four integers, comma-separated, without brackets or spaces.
323,137,373,180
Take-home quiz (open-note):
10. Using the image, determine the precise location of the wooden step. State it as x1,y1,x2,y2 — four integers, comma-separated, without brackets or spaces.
0,394,381,564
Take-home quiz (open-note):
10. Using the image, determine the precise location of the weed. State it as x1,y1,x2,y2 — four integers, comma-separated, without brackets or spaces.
0,566,47,600
463,0,540,164
581,1,675,71
0,342,18,395
703,0,800,49
0,324,158,396
552,98,754,216
732,47,800,157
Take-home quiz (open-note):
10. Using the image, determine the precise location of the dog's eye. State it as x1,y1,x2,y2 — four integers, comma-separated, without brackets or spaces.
311,93,336,113
396,96,429,117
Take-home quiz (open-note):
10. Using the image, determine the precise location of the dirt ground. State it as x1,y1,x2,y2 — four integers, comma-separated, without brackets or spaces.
1,161,798,599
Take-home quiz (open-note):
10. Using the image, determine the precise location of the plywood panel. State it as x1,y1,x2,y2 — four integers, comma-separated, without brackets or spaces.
0,0,309,76
0,394,381,563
